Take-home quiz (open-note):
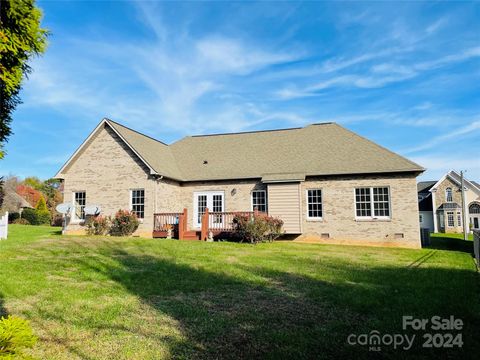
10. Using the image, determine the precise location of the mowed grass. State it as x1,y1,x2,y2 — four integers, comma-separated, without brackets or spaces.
0,225,479,359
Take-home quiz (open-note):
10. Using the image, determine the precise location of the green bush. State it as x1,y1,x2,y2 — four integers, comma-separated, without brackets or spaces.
35,210,50,225
109,210,139,236
21,208,50,225
21,208,38,225
86,215,110,235
0,315,37,358
233,213,284,244
8,212,20,223
12,218,30,225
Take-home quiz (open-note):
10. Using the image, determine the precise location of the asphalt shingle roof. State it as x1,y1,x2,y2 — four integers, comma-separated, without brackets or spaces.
417,181,437,193
101,119,425,182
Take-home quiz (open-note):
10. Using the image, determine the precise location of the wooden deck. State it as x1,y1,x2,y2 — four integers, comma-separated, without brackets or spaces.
153,209,263,240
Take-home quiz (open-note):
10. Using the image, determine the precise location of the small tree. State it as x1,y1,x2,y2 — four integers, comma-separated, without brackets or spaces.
34,195,47,211
34,195,50,225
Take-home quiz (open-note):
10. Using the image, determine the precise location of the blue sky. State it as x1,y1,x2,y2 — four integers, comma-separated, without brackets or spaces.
1,0,479,181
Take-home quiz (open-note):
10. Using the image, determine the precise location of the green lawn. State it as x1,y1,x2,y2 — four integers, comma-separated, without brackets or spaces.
429,232,474,253
0,225,479,359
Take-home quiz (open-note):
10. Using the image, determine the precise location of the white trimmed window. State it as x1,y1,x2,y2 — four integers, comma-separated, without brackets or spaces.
419,214,423,223
307,189,322,219
446,187,453,202
457,212,462,227
131,189,145,219
251,190,267,212
355,187,390,219
447,211,455,227
73,191,86,220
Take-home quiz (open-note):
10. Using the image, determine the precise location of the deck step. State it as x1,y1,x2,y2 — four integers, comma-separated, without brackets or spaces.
182,230,201,241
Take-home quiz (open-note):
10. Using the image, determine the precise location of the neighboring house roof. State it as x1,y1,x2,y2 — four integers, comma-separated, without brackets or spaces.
55,118,425,182
417,181,436,194
430,170,480,196
3,191,33,212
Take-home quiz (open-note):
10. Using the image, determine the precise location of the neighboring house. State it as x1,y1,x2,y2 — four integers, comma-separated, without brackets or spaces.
417,181,436,232
418,171,480,233
55,118,425,248
1,190,33,215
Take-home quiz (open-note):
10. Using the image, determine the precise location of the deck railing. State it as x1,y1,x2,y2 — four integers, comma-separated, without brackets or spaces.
153,212,182,232
201,209,266,240
154,208,266,240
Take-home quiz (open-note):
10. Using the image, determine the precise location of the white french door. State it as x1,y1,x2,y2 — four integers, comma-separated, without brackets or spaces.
193,191,224,228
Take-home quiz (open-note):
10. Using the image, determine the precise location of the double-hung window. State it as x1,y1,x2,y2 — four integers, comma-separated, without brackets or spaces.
355,187,390,219
307,189,322,219
446,188,453,202
131,189,145,219
447,211,455,227
251,190,267,212
74,191,86,220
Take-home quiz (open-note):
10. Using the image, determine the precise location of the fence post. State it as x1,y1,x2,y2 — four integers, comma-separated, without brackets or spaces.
179,214,184,240
201,208,209,241
183,208,188,232
474,231,479,271
0,211,8,240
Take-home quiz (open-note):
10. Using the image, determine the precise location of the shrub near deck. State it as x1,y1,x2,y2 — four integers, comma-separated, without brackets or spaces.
0,225,478,359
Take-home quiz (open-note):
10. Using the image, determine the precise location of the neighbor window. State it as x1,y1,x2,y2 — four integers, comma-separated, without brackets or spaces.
307,189,323,219
74,191,86,220
251,190,267,212
131,189,145,219
446,187,453,202
355,187,390,218
457,212,462,227
447,211,455,227
419,214,424,223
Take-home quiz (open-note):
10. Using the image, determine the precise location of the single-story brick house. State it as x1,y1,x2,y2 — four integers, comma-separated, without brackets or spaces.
55,118,425,248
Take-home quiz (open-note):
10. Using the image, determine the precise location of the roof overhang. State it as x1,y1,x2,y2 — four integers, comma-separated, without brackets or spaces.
54,118,159,179
262,172,306,183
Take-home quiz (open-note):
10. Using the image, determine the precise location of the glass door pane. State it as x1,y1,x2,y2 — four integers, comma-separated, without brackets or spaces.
196,195,207,226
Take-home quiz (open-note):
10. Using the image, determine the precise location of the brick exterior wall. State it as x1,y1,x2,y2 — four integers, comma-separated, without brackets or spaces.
61,124,421,247
299,174,421,248
432,176,480,233
61,125,157,237
175,180,266,229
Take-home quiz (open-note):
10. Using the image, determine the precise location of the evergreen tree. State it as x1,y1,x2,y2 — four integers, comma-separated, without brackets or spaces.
0,0,48,158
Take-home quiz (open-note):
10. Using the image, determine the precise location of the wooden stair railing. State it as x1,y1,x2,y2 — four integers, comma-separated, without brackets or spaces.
178,208,187,240
200,208,209,241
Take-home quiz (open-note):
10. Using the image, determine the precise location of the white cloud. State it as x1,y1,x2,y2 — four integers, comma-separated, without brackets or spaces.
404,120,480,154
413,154,480,181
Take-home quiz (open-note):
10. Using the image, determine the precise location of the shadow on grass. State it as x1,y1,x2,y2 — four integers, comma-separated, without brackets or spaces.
0,293,6,318
427,235,473,253
74,248,480,360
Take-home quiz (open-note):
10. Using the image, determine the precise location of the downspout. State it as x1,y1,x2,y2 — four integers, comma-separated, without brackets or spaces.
153,175,164,214
432,189,438,233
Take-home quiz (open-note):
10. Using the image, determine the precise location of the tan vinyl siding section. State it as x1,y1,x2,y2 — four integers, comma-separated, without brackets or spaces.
267,183,302,233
